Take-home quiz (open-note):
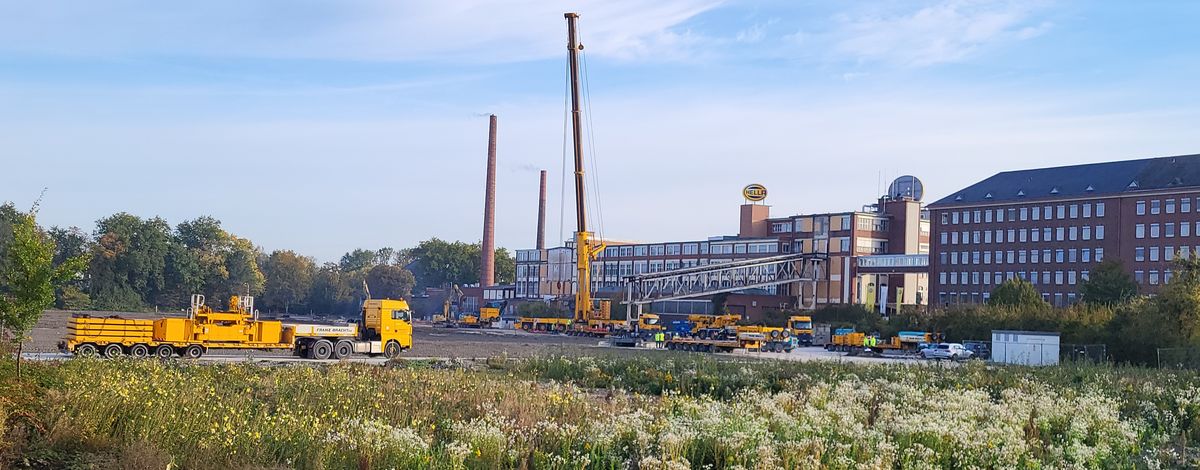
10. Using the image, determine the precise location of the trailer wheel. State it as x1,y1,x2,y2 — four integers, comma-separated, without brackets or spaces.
129,344,150,358
183,344,204,359
102,343,124,358
333,340,353,359
75,343,98,358
383,340,402,359
311,340,333,360
154,344,174,359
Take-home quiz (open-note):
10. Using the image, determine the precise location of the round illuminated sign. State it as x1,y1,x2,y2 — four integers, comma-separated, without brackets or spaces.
742,184,768,202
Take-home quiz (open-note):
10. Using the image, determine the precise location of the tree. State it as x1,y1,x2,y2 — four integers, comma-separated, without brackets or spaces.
0,209,89,377
366,264,415,300
987,278,1046,308
1079,258,1138,305
262,250,316,313
339,249,378,273
48,226,92,309
494,248,516,285
88,213,172,311
409,238,479,290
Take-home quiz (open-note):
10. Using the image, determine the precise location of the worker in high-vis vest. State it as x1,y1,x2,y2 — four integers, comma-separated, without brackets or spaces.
655,332,665,348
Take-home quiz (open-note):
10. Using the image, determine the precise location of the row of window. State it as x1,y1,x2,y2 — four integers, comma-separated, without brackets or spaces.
940,225,1105,245
1134,222,1200,239
940,247,1106,266
940,270,1090,287
940,292,1079,307
598,241,780,258
1134,270,1173,285
1135,197,1197,216
940,202,1107,225
1133,246,1200,263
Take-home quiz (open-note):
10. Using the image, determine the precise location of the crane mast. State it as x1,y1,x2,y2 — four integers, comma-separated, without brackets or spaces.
565,12,605,324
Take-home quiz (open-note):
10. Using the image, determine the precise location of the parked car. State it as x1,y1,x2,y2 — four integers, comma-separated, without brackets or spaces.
921,343,974,361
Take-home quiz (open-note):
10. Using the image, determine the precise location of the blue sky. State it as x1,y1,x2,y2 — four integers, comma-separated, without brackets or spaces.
2,1,1199,261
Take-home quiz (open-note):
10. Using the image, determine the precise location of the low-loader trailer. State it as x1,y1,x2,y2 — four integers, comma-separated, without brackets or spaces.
60,294,413,360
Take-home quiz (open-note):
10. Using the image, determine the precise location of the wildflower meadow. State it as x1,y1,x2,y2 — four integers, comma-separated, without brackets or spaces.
1,354,1198,469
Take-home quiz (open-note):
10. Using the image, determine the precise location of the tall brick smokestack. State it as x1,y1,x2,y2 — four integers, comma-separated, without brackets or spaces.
537,170,547,250
481,114,497,287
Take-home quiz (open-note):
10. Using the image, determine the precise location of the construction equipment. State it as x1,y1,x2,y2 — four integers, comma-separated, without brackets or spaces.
633,313,664,339
789,315,815,346
60,294,413,360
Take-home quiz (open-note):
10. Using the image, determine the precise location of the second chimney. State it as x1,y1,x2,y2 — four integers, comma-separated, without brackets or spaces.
481,114,497,287
537,170,547,250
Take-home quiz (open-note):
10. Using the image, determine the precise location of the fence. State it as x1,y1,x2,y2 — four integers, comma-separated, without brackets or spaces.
1061,343,1108,363
1158,347,1200,369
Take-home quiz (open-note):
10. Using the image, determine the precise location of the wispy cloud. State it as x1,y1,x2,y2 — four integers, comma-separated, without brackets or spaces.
0,0,725,63
831,0,1053,66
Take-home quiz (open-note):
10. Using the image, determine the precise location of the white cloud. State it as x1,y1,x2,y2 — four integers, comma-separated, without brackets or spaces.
832,0,1052,66
0,0,724,62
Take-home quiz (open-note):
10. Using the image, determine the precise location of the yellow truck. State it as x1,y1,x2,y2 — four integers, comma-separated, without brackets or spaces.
60,294,413,360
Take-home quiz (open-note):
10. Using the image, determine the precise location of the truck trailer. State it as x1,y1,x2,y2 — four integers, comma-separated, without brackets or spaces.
60,295,413,360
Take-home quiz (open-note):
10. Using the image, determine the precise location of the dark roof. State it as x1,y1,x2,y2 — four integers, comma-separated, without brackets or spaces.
929,153,1200,208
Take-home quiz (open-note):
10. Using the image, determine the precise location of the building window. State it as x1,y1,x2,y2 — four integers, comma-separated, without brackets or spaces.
1136,247,1146,262
972,251,981,264
840,238,850,252
1097,202,1106,217
983,251,991,264
1020,207,1028,221
1031,207,1040,221
1069,226,1078,241
1166,248,1175,261
1150,270,1161,285
1069,249,1078,263
1082,226,1092,240
1068,271,1077,285
1150,246,1160,262
1042,249,1051,263
1070,204,1079,218
1055,271,1064,285
973,231,981,244
1184,198,1193,213
1042,271,1051,284
995,209,1004,222
1032,250,1040,263
1096,225,1105,240
683,243,699,255
996,230,1004,243
1151,224,1161,238
1185,223,1192,237
1151,200,1161,215
939,272,947,284
1032,229,1040,242
1137,201,1147,215
1181,247,1191,260
1056,227,1065,241
973,210,981,223
666,244,681,255
983,272,992,285
1082,248,1091,263
1006,250,1015,263
734,244,746,254
1056,205,1065,219
1136,224,1146,239
1135,270,1145,284
650,245,665,256
1083,203,1092,218
1007,229,1016,243
961,252,969,264
1019,229,1028,242
1055,249,1065,263
1096,248,1105,261
1168,223,1177,238
1043,227,1052,240
1168,199,1177,214
985,231,993,243
1166,270,1175,283
1007,208,1017,221
940,232,948,244
1019,250,1028,263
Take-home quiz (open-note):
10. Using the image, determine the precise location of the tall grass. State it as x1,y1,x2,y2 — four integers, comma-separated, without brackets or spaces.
2,356,1199,468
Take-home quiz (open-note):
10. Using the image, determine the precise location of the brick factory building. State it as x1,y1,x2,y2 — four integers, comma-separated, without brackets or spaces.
928,153,1200,307
516,184,931,319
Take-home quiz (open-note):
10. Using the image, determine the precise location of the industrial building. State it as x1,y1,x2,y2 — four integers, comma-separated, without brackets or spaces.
928,153,1200,306
516,180,931,319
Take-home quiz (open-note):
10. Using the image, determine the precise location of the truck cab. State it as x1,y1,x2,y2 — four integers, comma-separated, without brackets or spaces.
360,299,413,357
788,315,814,346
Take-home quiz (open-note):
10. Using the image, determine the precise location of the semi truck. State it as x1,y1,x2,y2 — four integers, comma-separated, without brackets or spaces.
60,294,413,360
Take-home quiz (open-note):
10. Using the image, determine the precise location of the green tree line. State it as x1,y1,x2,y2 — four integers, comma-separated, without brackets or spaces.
0,203,515,316
812,258,1200,364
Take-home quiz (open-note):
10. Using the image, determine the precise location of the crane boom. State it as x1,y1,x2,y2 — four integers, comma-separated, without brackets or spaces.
564,12,605,324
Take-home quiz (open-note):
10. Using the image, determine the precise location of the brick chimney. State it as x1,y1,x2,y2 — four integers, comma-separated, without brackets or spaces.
481,114,497,287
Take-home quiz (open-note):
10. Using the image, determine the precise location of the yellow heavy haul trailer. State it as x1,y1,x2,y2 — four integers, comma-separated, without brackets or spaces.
60,295,413,360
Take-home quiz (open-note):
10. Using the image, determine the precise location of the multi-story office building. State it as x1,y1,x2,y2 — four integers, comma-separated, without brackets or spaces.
516,190,931,317
928,153,1200,306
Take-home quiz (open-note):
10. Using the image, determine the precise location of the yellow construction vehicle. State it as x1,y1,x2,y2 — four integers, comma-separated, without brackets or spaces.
633,313,664,339
789,315,815,346
60,294,412,360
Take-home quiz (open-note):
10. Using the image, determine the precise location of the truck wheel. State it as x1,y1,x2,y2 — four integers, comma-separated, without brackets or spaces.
311,340,333,360
154,345,174,359
333,340,353,359
102,344,124,358
129,344,150,358
75,343,98,358
383,341,402,359
183,345,204,359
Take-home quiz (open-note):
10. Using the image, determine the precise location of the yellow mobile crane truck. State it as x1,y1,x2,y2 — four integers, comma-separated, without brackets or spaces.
61,294,412,360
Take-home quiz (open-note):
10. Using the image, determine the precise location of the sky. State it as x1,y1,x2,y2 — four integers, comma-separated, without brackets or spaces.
2,1,1199,262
